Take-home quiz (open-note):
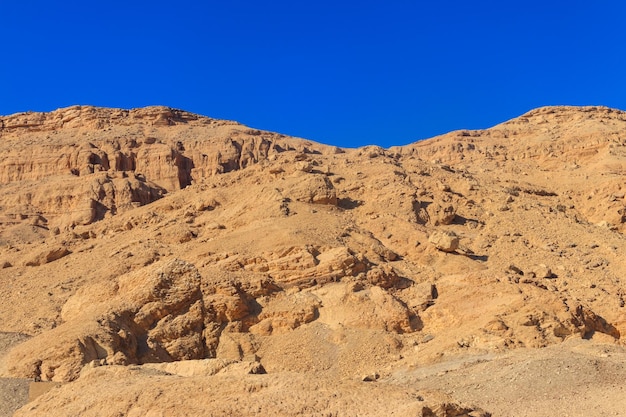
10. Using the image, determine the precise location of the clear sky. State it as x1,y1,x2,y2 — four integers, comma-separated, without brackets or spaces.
2,1,625,148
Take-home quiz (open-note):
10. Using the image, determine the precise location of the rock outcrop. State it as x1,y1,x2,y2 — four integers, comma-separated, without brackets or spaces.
7,260,206,381
3,105,626,416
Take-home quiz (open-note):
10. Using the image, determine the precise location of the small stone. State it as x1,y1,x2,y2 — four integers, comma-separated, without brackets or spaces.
362,372,380,382
437,182,451,192
206,222,225,230
294,161,313,172
534,264,554,279
506,264,524,275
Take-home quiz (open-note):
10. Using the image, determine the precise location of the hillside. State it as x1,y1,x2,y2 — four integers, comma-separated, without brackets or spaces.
1,105,626,416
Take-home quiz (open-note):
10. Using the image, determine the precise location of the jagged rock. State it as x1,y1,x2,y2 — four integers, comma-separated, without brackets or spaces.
214,332,259,361
316,247,366,276
428,203,457,225
362,372,380,382
428,231,460,252
194,198,218,212
5,105,626,416
571,305,620,339
141,358,265,377
366,264,401,289
506,264,524,275
0,106,332,232
293,161,313,172
243,246,367,288
141,358,237,377
7,259,207,381
370,242,398,261
319,285,417,333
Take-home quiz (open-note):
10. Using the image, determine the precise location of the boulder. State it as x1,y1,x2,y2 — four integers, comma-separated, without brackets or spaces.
366,264,401,289
24,247,71,266
428,231,460,253
317,285,417,334
533,264,554,279
428,203,457,225
283,174,337,205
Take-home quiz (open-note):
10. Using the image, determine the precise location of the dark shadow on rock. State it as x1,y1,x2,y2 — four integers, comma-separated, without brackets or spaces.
338,198,363,210
452,215,484,228
175,153,194,189
573,305,621,340
395,276,413,290
448,250,488,262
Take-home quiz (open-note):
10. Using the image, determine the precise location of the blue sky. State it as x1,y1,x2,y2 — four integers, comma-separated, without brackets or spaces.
2,1,625,148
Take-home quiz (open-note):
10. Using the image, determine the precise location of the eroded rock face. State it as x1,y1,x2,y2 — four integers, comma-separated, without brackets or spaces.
0,171,166,231
239,246,368,288
570,305,621,339
0,106,331,230
5,105,626,416
6,251,414,382
7,259,206,381
338,286,416,333
249,292,322,336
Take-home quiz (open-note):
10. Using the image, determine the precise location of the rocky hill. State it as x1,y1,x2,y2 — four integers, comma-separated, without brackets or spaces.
1,105,626,416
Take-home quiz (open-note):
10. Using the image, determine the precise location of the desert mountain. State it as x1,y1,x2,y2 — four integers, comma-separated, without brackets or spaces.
1,105,626,416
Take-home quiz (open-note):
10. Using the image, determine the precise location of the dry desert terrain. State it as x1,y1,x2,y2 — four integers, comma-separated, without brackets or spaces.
1,105,626,416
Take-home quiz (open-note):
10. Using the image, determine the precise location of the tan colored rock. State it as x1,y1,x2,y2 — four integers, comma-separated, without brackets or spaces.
428,230,460,252
6,259,206,381
283,173,337,205
370,242,398,261
249,292,321,335
366,264,401,289
141,358,236,377
533,264,554,279
5,105,626,416
571,305,621,339
428,203,457,225
243,246,367,288
316,284,416,334
24,247,71,266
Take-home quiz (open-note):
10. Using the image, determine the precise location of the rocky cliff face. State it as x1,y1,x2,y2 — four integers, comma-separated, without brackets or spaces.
2,105,626,416
0,106,335,231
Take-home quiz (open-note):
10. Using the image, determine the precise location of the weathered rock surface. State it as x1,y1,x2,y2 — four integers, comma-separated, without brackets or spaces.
6,259,206,381
3,105,626,416
428,230,460,252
